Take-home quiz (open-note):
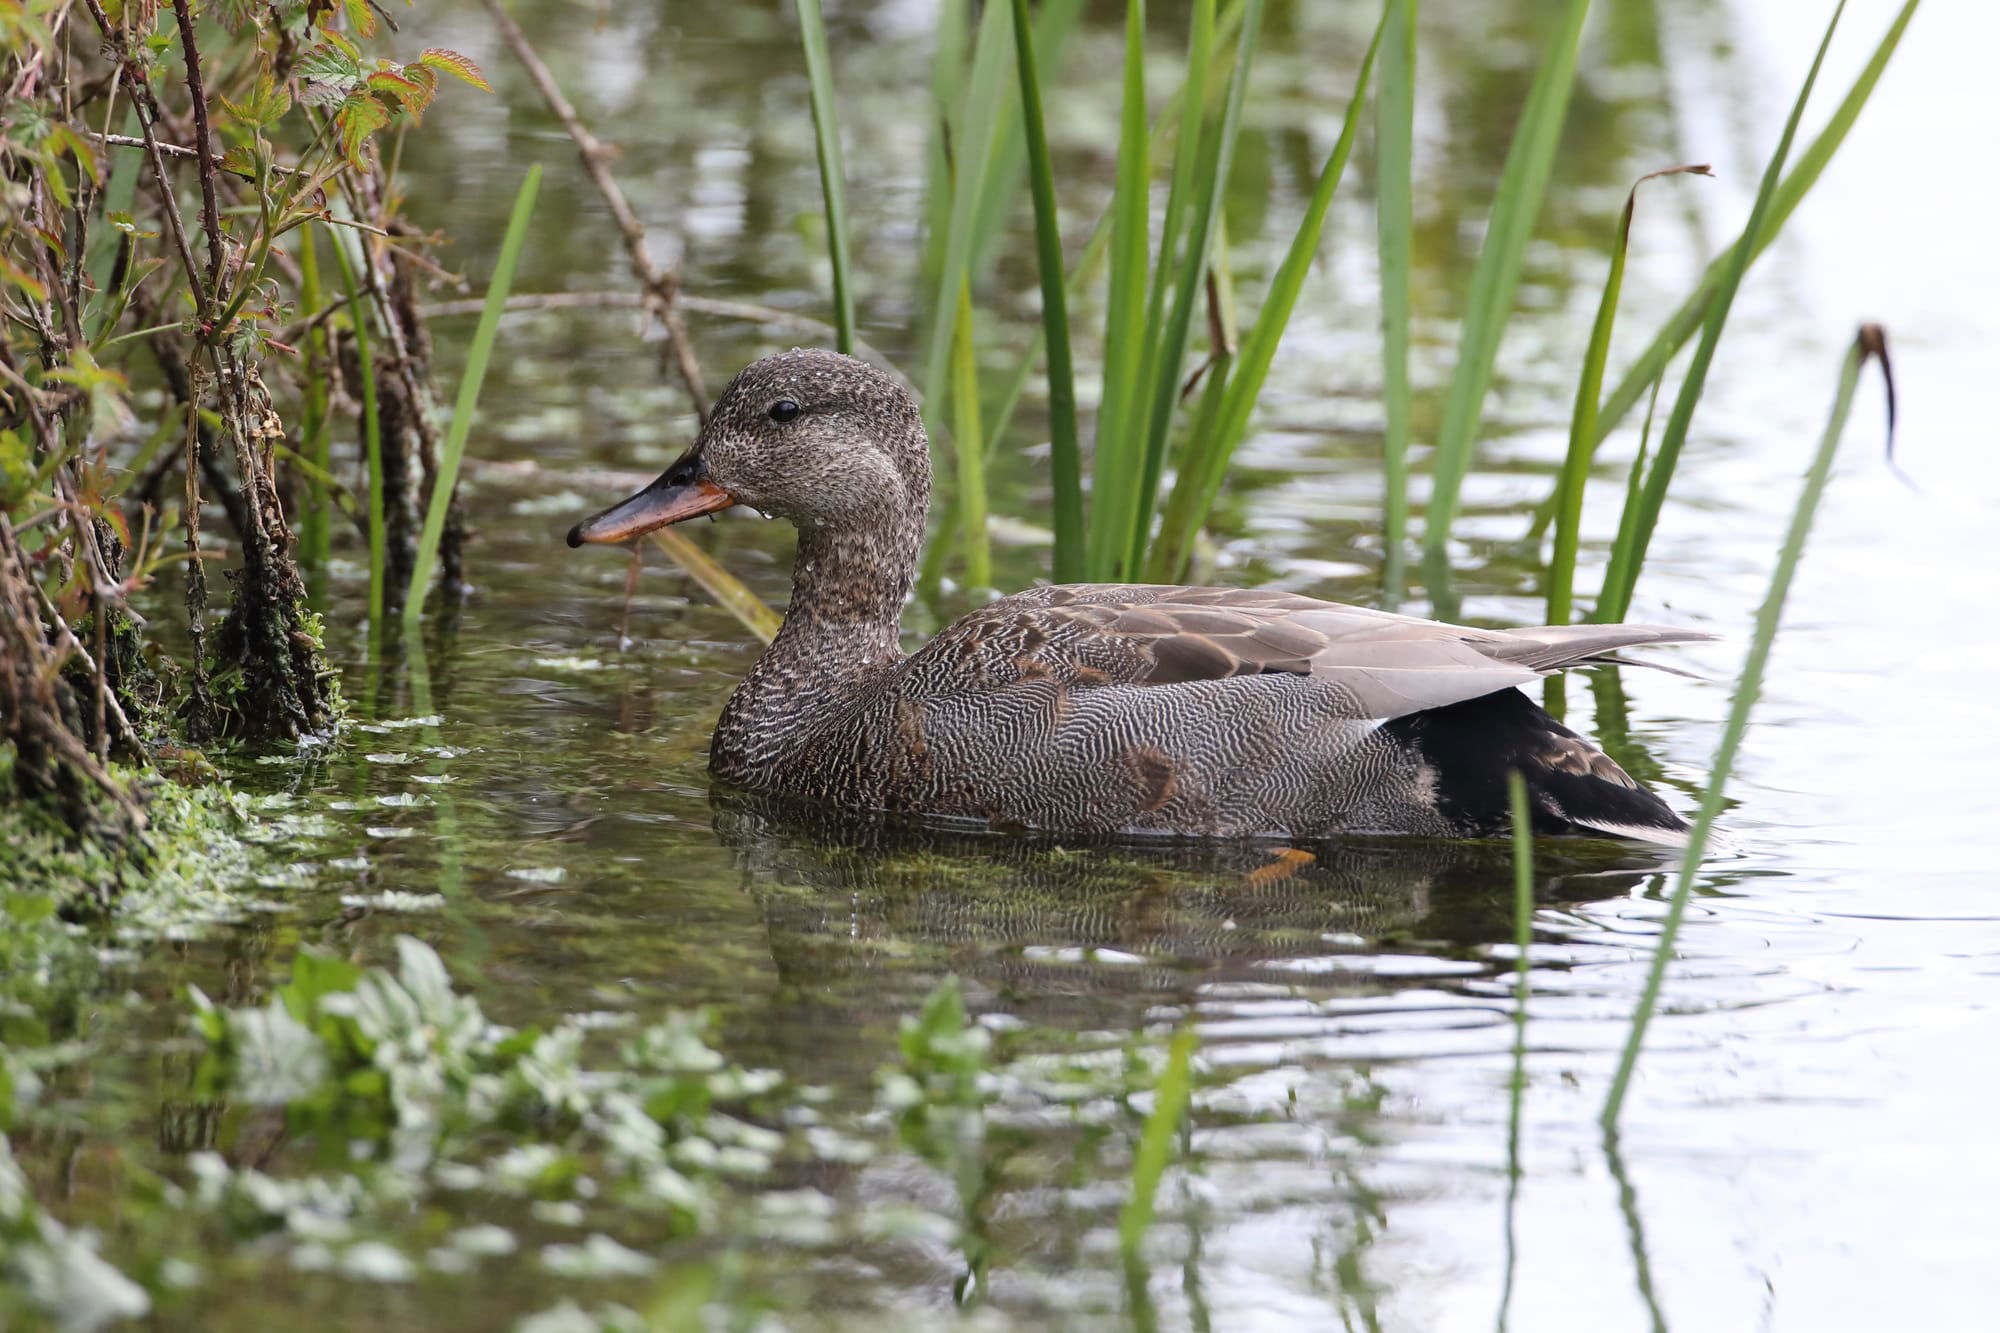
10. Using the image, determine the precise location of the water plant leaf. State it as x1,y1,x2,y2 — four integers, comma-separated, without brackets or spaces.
1593,3,1846,624
1524,0,1922,544
1148,1,1384,582
1600,325,1894,1130
1375,0,1417,607
1119,1025,1195,1261
1421,0,1590,569
403,164,541,632
1009,0,1084,581
645,529,781,645
950,275,991,590
1085,0,1154,580
1544,164,1711,629
794,0,856,356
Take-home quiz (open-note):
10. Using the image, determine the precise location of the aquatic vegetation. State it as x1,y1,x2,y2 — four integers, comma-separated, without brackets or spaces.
1601,326,1895,1129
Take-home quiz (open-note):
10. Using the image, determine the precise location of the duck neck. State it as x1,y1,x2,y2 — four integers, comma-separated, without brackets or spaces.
710,511,921,781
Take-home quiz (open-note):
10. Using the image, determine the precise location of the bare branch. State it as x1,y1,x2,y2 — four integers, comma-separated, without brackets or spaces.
480,0,711,417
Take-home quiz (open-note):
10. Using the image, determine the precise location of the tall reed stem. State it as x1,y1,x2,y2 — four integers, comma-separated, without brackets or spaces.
402,165,540,634
1600,326,1893,1130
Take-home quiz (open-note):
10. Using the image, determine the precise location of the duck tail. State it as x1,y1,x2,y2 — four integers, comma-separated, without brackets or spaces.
1385,687,1690,843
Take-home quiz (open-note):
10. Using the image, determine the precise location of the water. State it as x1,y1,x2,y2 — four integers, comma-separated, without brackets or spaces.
14,2,1998,1329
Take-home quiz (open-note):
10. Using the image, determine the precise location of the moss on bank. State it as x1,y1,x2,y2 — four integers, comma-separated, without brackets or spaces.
0,750,256,922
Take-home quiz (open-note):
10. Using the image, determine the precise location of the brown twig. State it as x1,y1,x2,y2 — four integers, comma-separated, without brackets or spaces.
80,0,206,324
170,0,228,305
414,291,909,391
90,132,304,179
481,0,710,418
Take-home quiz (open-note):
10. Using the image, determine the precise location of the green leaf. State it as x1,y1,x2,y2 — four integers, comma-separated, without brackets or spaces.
1421,0,1591,573
1375,0,1416,605
1148,2,1383,582
1594,2,1848,624
1009,0,1084,580
402,165,541,631
335,92,393,167
0,254,48,302
343,0,378,39
1601,328,1892,1131
297,41,364,98
43,123,100,184
794,0,855,356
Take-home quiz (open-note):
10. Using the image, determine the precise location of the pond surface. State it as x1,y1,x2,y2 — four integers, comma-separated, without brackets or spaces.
15,1,1999,1329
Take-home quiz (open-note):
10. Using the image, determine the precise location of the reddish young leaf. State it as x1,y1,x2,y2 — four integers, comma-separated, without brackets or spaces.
418,47,492,93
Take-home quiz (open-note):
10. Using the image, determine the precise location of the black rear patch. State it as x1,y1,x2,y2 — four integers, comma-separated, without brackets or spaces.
1383,688,1686,839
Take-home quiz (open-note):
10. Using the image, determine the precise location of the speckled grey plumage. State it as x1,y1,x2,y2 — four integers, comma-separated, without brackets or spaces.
581,349,1711,841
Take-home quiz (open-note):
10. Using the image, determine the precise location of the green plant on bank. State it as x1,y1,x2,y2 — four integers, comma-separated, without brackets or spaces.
0,1,500,851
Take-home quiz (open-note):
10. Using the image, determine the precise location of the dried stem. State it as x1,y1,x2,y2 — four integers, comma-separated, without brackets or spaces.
481,0,710,417
169,0,228,305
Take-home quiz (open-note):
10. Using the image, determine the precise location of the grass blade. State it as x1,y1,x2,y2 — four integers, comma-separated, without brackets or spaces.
1148,4,1383,582
1120,1026,1197,1262
1502,766,1534,1333
1545,165,1710,628
918,0,1016,440
1375,0,1416,608
647,530,782,644
1088,0,1154,580
1600,325,1892,1130
796,0,856,356
1010,0,1084,582
1525,0,1921,546
403,164,541,633
1421,0,1590,561
329,230,386,643
1590,372,1662,634
296,225,333,587
1125,0,1261,579
1593,5,1846,625
950,274,990,590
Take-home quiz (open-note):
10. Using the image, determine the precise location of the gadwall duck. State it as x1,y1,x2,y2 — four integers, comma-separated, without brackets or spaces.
570,349,1708,844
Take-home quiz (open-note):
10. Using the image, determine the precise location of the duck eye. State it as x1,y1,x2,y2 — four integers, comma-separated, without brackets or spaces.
768,399,801,423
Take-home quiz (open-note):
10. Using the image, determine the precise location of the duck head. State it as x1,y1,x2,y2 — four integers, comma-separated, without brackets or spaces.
567,348,931,548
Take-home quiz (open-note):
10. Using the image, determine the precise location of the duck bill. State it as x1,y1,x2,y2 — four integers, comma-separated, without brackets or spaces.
566,470,735,547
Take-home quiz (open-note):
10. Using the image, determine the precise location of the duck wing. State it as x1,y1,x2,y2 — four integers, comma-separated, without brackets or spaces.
920,584,1712,722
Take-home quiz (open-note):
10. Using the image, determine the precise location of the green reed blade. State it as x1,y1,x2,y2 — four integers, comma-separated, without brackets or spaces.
1147,4,1382,583
329,229,386,642
966,0,1086,286
1120,1026,1197,1262
796,0,856,356
1498,765,1532,1333
296,225,332,584
1588,372,1663,636
969,0,1250,518
1087,0,1154,581
1375,0,1416,608
950,274,991,590
918,0,1017,442
1523,0,1921,548
1594,5,1846,626
1421,0,1589,561
919,0,970,315
1601,326,1892,1130
1546,166,1710,628
1505,767,1534,1225
1010,0,1084,582
403,164,540,634
1126,0,1260,580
